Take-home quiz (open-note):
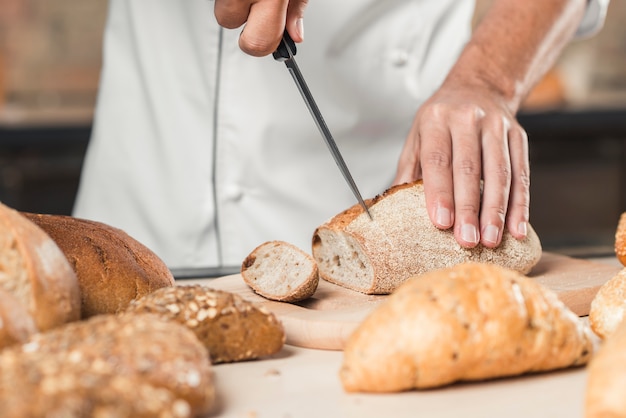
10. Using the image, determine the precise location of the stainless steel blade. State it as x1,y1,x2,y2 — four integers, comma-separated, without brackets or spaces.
279,35,373,219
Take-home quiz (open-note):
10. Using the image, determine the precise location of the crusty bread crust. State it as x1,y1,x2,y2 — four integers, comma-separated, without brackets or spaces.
586,317,626,417
312,180,542,294
22,213,175,318
589,267,626,339
340,263,594,392
241,240,319,302
127,285,285,363
616,212,626,267
0,288,37,350
0,203,80,332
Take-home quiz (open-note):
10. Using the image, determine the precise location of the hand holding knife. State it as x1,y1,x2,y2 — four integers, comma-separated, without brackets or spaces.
273,32,373,220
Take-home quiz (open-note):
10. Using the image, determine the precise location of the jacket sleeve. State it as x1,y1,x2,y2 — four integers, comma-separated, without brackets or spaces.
575,0,610,38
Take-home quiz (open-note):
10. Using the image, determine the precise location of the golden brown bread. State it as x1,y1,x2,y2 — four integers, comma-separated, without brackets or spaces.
126,285,285,363
241,240,319,302
589,267,626,339
312,180,542,294
0,203,80,337
586,317,626,418
340,262,594,392
0,313,215,418
0,288,37,350
22,213,175,318
616,212,626,267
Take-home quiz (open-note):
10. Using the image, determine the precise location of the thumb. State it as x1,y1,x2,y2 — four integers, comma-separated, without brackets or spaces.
285,0,308,43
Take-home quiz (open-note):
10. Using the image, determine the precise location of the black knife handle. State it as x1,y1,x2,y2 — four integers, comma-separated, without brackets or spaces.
272,30,297,61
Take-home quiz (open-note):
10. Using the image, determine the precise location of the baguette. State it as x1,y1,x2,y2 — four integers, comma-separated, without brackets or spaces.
0,203,80,337
22,213,175,318
312,180,542,294
241,240,319,302
0,313,215,418
340,262,594,392
126,285,285,363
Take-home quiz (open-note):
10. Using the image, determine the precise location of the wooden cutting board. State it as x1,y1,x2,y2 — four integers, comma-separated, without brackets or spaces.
185,252,622,350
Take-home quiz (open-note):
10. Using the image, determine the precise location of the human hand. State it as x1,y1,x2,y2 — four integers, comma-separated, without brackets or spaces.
213,0,308,56
393,81,530,249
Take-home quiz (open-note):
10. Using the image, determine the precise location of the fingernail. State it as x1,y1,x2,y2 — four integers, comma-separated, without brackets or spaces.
483,224,499,244
517,221,528,237
296,18,304,40
461,224,479,245
436,207,452,228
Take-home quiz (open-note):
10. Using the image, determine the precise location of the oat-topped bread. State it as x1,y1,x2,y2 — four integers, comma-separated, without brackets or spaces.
241,240,319,302
589,268,626,339
615,212,626,267
340,262,594,392
22,213,175,318
0,313,215,418
586,316,626,418
0,203,80,337
312,180,542,294
126,285,285,363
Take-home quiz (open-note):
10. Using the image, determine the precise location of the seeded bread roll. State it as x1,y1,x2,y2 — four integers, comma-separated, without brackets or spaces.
0,313,215,418
241,241,319,302
589,268,626,339
586,317,626,418
615,212,626,267
0,288,37,350
340,262,594,392
0,203,80,337
312,181,542,294
126,285,285,363
22,213,175,318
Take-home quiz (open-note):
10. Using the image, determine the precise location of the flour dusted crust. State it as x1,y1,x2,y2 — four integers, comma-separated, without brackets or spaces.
0,203,80,335
340,263,594,392
589,268,626,339
127,285,285,363
0,288,37,350
22,213,175,318
0,313,215,418
586,318,626,418
241,240,319,302
616,212,626,267
312,181,543,294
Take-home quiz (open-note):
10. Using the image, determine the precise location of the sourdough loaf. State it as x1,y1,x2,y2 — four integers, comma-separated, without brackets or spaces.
22,213,175,318
126,285,285,363
586,317,626,418
312,180,542,294
0,288,37,350
0,313,215,418
615,212,626,267
589,267,626,339
0,203,80,337
241,240,319,302
340,262,593,392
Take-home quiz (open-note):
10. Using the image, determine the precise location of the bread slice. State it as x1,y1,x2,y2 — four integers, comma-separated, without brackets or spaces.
312,180,542,294
22,213,175,318
586,316,626,418
0,313,215,418
241,240,319,302
0,203,80,333
126,285,286,363
615,212,626,267
340,262,594,392
589,267,626,339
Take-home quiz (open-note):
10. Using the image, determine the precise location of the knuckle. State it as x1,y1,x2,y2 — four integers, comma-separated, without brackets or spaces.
423,151,451,169
240,37,277,57
458,202,480,217
456,158,480,177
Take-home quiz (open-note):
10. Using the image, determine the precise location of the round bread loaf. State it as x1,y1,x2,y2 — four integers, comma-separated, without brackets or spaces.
0,203,80,336
312,180,542,294
589,267,626,339
340,262,594,392
22,213,175,318
241,240,319,302
586,317,626,418
615,212,626,267
0,288,37,350
0,313,215,418
127,285,286,363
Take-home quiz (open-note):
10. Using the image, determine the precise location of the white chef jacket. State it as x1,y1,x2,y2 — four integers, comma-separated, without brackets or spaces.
73,0,607,271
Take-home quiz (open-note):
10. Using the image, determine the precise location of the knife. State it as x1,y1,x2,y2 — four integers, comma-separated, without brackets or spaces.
273,31,373,220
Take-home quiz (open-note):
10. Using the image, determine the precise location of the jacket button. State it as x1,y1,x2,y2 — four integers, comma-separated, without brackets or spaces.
390,50,409,67
223,185,244,202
